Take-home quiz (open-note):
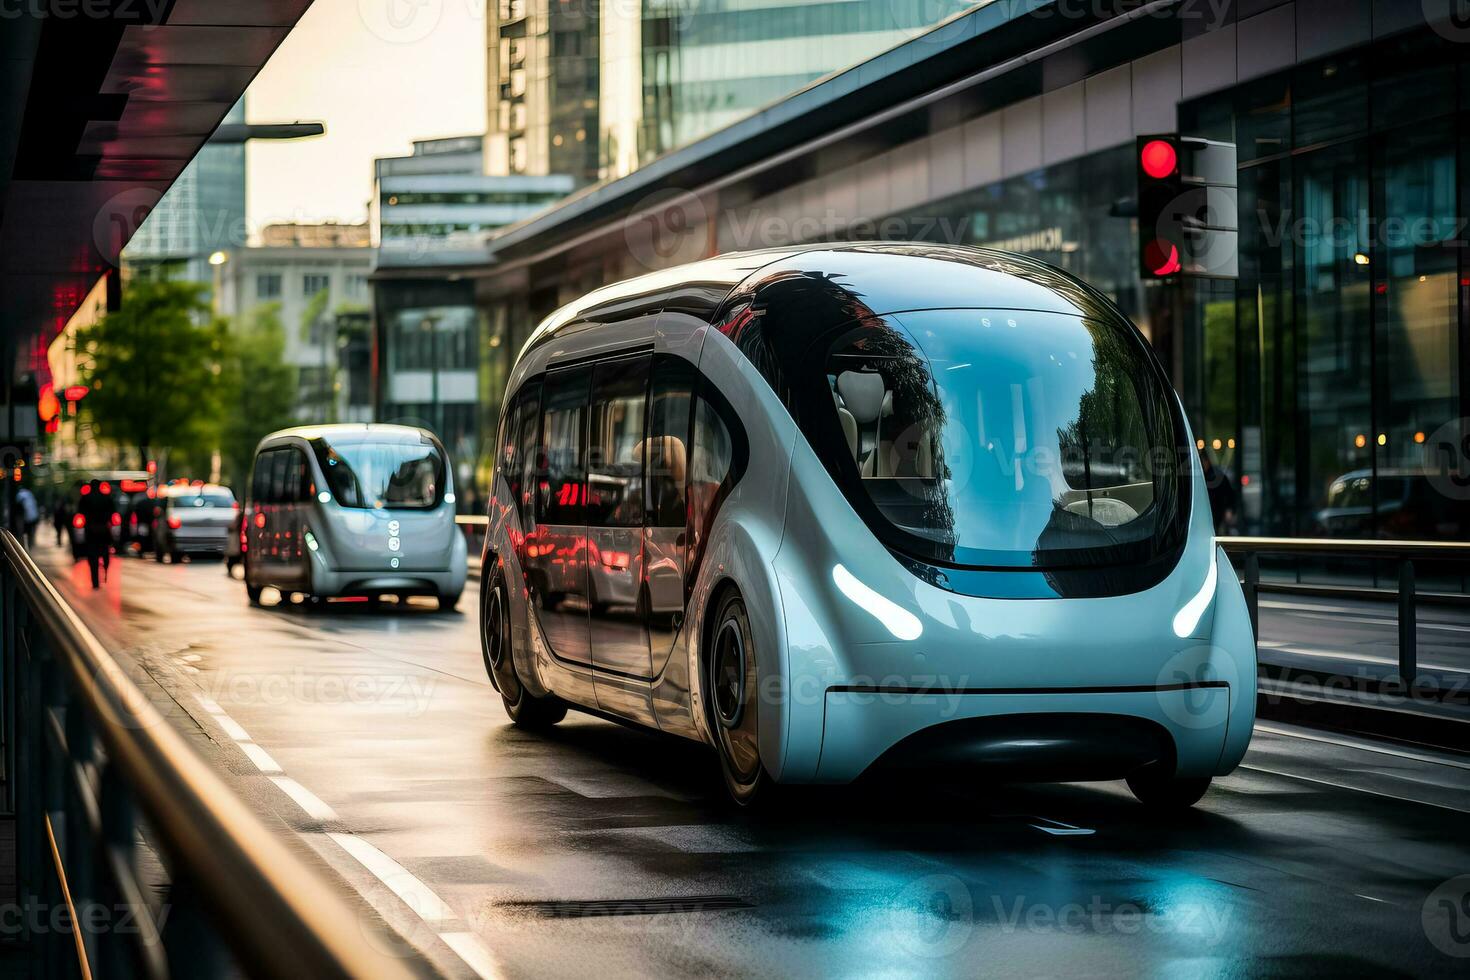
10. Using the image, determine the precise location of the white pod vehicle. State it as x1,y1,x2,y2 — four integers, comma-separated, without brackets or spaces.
244,424,467,609
480,244,1255,808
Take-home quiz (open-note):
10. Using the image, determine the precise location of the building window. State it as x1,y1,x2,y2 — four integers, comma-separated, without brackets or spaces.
345,274,369,298
256,273,282,299
302,273,330,296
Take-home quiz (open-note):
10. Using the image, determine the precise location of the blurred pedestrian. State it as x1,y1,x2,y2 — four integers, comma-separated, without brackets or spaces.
14,484,39,549
51,496,70,547
1200,452,1239,535
76,479,115,589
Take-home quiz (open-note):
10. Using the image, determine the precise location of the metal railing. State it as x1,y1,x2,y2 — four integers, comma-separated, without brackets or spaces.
0,530,425,979
1218,536,1470,685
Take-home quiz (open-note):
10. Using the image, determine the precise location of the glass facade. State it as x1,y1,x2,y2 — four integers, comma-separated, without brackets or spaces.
605,0,973,178
1178,31,1468,541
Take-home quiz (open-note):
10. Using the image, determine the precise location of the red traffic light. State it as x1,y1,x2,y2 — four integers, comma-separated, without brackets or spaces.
1145,239,1182,277
1140,140,1178,179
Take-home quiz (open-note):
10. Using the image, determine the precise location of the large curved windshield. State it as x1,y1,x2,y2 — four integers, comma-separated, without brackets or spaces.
309,435,446,510
815,309,1184,569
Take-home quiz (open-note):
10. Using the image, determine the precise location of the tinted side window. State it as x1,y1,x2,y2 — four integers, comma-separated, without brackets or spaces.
646,355,695,528
282,449,300,502
587,356,649,527
269,450,289,503
514,381,541,527
294,449,313,501
251,453,270,502
537,367,590,525
688,381,747,571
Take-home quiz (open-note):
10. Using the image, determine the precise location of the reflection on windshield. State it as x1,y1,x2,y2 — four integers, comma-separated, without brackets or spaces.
822,309,1180,568
310,437,445,509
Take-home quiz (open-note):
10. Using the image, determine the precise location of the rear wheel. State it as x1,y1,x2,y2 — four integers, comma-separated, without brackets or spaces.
246,583,262,606
482,567,564,729
707,589,772,806
1126,770,1212,809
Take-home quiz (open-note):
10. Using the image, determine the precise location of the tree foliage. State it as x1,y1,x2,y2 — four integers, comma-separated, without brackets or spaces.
80,280,228,472
220,303,300,491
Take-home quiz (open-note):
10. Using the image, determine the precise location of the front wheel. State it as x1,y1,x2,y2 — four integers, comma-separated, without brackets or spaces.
706,589,773,806
438,592,461,612
1126,770,1212,809
246,582,263,606
482,568,564,729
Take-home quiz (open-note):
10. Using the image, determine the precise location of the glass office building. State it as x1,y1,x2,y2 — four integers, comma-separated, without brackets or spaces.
472,5,1470,550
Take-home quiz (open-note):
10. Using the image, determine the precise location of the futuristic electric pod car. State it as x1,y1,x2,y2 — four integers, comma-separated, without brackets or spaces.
480,244,1255,808
245,424,467,609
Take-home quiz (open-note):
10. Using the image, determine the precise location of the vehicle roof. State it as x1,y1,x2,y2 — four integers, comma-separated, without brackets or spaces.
258,423,436,446
521,243,1115,356
162,483,234,497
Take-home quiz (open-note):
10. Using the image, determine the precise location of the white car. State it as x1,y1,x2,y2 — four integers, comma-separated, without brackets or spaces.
479,244,1256,809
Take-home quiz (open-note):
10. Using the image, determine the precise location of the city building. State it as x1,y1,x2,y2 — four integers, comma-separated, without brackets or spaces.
457,0,1469,546
214,223,375,423
370,137,571,504
371,136,573,267
122,98,248,285
488,0,974,183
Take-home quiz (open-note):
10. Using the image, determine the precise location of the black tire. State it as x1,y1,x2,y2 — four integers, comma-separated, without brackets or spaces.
482,566,564,729
154,546,166,563
706,589,774,806
246,583,263,606
1126,770,1212,809
438,592,461,612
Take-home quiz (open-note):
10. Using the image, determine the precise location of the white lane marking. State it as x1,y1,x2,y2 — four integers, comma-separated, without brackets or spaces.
1241,764,1470,814
215,714,251,742
196,694,225,715
439,932,501,980
238,742,283,774
1356,894,1391,904
1266,607,1470,634
1255,723,1470,770
328,832,456,924
1030,817,1095,836
269,776,340,822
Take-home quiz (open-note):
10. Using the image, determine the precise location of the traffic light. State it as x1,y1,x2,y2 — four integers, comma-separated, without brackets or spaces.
1137,135,1238,280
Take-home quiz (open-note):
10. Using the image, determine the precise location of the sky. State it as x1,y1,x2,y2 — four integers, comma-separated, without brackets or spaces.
244,0,487,233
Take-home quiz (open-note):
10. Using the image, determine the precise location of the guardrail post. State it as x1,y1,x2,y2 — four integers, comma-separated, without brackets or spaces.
1243,552,1259,642
1399,558,1416,687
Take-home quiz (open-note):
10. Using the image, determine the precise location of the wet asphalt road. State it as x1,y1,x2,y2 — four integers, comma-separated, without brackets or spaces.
33,540,1470,978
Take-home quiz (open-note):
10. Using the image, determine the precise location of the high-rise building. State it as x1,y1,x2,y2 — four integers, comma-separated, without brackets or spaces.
488,1,974,183
122,98,248,285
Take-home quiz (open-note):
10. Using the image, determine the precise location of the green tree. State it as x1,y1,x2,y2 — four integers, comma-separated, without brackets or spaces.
80,280,229,472
219,303,299,492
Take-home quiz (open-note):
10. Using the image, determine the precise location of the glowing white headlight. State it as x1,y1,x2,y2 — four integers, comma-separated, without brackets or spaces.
303,530,319,553
317,490,331,503
1172,549,1218,638
444,492,456,504
832,564,923,641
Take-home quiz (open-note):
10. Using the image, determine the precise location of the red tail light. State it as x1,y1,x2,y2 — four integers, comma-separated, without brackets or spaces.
167,515,182,530
100,481,111,495
254,513,266,528
71,514,85,529
109,512,121,527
